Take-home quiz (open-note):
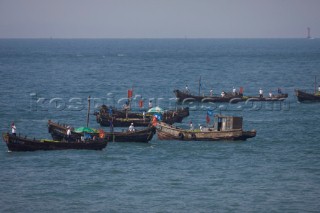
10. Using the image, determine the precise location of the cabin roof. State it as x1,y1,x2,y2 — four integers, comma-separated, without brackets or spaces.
214,115,242,119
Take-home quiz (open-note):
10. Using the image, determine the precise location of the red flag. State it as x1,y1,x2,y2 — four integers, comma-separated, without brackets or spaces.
128,89,133,98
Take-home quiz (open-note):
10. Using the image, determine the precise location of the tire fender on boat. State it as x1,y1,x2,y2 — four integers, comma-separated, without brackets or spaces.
178,132,184,140
191,133,196,139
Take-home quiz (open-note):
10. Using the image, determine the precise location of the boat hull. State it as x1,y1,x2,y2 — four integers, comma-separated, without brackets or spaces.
156,122,256,141
2,133,107,152
295,89,320,102
48,120,155,143
97,117,152,127
174,89,242,103
104,128,155,143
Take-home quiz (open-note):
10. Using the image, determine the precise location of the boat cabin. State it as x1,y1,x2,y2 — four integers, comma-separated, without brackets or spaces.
214,115,243,131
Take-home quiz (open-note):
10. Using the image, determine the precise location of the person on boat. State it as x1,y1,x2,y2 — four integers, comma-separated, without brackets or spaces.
189,121,194,130
199,124,203,132
172,111,177,118
129,123,135,132
143,111,146,121
123,101,130,119
221,91,225,97
210,89,213,96
152,116,158,127
11,122,16,136
108,107,113,116
66,127,71,142
148,100,153,109
259,88,263,98
185,85,190,94
269,91,273,98
232,87,236,95
277,88,282,94
123,101,129,110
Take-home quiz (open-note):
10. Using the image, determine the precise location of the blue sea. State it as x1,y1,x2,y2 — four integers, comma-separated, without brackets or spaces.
0,39,320,212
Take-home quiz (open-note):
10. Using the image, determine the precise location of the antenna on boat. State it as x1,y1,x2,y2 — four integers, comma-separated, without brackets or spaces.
86,96,91,127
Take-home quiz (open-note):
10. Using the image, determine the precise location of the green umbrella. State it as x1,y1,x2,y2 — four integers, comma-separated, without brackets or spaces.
74,127,98,133
147,106,164,114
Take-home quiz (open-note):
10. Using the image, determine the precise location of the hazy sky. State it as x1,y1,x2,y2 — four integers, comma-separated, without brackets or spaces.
0,0,319,38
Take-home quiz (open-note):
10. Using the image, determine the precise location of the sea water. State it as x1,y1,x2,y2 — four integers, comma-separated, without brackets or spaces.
0,39,320,212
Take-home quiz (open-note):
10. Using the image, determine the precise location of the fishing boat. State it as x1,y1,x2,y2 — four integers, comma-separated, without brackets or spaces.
295,77,320,102
48,120,156,143
174,89,288,103
175,76,245,103
156,115,256,141
94,105,189,123
95,106,189,127
174,89,243,103
2,133,107,152
295,89,320,102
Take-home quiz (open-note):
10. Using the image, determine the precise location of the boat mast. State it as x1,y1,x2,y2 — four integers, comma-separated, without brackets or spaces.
315,76,317,94
86,96,91,127
198,76,201,96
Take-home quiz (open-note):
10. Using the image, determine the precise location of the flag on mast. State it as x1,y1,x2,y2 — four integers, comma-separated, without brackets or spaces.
128,89,133,98
206,110,213,124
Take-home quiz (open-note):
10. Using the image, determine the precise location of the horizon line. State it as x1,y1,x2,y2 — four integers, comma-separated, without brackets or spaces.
0,37,317,40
